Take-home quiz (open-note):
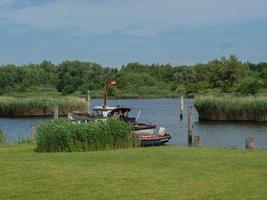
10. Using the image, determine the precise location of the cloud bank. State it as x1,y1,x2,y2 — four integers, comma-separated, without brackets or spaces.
0,0,266,66
1,0,267,36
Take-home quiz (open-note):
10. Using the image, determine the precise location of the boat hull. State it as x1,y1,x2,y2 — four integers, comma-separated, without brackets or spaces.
134,128,156,134
137,133,171,147
134,123,157,134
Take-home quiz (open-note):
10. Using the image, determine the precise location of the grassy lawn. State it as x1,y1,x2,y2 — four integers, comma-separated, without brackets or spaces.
0,145,267,200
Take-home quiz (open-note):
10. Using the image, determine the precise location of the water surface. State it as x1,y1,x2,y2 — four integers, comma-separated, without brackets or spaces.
1,99,267,148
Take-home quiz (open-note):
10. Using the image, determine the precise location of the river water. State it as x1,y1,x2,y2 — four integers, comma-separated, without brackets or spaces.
1,99,267,149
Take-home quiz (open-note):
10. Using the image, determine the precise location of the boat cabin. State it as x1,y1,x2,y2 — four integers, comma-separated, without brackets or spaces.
93,106,135,123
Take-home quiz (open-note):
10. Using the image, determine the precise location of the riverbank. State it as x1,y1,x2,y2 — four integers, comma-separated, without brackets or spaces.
4,90,179,99
195,95,267,121
0,96,87,117
1,144,267,200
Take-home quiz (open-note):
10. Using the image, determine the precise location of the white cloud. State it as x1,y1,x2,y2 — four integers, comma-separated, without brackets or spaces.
1,0,267,36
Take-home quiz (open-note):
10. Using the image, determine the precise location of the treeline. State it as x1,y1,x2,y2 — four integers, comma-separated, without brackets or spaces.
0,55,266,98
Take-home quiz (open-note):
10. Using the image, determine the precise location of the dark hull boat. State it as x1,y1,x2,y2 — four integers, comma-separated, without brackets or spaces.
138,133,171,147
68,73,171,146
69,107,157,134
133,123,156,134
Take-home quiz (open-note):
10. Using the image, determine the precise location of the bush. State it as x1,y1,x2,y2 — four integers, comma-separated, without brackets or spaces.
236,78,263,95
0,129,7,144
36,118,137,152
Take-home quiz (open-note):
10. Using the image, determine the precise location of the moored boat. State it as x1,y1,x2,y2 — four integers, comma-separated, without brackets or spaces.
68,74,157,134
70,106,157,134
134,123,156,134
137,133,171,146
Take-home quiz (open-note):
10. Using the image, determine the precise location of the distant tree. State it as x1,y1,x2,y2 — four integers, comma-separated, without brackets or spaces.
236,77,263,95
206,56,248,92
0,56,265,97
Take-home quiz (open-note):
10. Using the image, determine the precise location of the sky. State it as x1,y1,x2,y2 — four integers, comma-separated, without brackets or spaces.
0,0,267,67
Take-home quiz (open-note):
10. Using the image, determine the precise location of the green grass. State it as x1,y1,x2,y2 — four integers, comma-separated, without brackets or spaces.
0,144,267,200
195,95,267,121
0,96,87,117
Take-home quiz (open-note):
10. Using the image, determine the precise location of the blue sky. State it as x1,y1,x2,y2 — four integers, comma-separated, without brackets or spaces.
0,0,267,67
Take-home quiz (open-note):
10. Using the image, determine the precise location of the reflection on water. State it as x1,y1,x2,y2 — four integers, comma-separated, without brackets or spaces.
1,98,267,148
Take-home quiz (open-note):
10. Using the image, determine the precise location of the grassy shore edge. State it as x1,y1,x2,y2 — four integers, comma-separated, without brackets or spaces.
1,144,267,200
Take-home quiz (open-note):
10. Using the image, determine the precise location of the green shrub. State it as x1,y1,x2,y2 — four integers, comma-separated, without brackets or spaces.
0,129,7,144
236,78,263,95
36,118,137,152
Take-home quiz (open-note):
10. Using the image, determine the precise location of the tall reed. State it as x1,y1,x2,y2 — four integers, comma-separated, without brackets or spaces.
194,96,267,121
0,129,7,144
0,96,87,117
36,118,137,152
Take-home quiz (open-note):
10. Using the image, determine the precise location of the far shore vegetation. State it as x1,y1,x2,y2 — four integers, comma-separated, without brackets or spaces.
195,95,267,121
1,55,267,98
0,96,87,117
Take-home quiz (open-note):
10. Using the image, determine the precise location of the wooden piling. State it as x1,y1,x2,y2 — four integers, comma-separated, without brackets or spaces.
31,125,36,144
87,90,91,113
245,137,255,149
54,106,59,119
5,133,8,144
194,136,200,147
188,106,193,146
18,135,23,144
180,96,184,120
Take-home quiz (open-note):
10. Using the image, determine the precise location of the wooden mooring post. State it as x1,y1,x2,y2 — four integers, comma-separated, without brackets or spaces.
180,95,184,120
54,106,59,119
5,133,8,144
194,136,200,147
18,135,23,144
31,125,36,144
245,137,255,149
188,106,193,146
87,90,91,113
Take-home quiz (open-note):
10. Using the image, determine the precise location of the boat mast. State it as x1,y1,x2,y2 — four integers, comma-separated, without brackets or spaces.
103,80,108,108
103,71,111,108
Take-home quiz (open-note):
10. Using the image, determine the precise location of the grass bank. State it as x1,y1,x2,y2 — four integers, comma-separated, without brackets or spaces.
0,144,267,200
0,96,87,117
194,95,267,121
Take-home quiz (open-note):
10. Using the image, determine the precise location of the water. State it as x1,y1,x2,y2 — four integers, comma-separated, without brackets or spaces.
1,99,267,149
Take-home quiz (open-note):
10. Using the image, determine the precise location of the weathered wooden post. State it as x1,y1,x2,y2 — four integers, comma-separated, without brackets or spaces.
5,133,8,144
180,95,184,120
54,105,59,119
188,106,193,146
87,90,91,113
245,137,255,149
18,135,23,144
31,125,36,144
194,136,200,147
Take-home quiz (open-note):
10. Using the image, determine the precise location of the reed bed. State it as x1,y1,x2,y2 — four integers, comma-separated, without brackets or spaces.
36,118,137,152
194,96,267,121
0,129,7,144
0,96,87,117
